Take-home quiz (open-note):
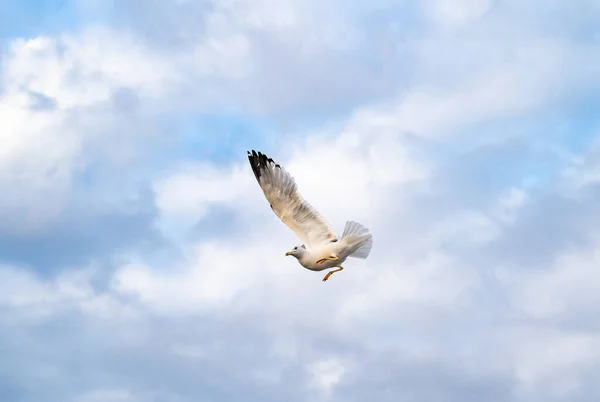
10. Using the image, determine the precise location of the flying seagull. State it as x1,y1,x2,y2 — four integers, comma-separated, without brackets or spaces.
247,150,373,282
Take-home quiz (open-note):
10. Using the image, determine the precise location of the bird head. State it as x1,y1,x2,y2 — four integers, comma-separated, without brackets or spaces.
285,245,304,258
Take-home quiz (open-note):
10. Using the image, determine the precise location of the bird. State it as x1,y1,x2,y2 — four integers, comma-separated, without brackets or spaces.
247,150,373,282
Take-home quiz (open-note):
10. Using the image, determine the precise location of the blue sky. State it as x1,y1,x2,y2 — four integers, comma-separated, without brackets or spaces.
0,0,79,38
2,0,600,401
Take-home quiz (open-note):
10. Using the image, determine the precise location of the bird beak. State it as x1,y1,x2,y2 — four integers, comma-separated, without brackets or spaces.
285,251,292,256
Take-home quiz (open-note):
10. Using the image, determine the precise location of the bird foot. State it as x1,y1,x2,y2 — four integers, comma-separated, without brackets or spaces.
322,266,344,282
317,256,339,264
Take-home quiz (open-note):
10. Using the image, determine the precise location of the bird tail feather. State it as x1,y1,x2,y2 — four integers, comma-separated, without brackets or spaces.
341,221,373,259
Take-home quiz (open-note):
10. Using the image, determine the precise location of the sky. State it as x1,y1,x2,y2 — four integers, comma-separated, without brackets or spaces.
1,0,600,401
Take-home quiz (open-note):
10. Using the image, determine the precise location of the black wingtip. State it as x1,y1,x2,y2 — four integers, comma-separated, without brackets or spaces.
248,150,261,182
247,150,282,183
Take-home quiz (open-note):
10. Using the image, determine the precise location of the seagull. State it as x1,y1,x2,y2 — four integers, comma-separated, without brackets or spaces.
247,150,373,282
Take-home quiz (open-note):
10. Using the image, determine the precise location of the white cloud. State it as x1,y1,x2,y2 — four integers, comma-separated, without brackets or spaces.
3,0,600,400
112,238,284,313
506,235,600,320
0,29,174,232
493,188,529,224
510,328,600,398
308,358,347,396
0,263,137,323
424,0,494,27
75,389,136,402
3,30,170,109
153,163,254,236
2,0,590,237
0,265,66,308
349,41,571,139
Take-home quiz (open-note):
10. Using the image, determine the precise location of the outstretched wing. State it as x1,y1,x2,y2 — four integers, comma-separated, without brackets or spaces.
247,150,337,248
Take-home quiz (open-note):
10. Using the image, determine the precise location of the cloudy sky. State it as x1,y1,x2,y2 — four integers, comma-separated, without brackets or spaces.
2,0,600,401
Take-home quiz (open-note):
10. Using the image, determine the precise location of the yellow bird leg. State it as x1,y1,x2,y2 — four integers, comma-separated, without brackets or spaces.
316,256,339,264
322,266,344,282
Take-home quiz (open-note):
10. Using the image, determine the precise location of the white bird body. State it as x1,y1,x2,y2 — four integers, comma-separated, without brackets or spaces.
293,242,349,271
247,150,373,282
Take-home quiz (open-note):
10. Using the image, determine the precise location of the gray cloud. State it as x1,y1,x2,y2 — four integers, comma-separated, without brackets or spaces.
0,300,521,402
28,91,58,111
0,189,162,277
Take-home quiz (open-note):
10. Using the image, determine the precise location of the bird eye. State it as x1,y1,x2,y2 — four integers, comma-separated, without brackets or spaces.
294,247,297,250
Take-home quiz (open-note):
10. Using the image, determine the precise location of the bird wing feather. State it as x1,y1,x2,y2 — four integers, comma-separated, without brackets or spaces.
247,150,337,248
